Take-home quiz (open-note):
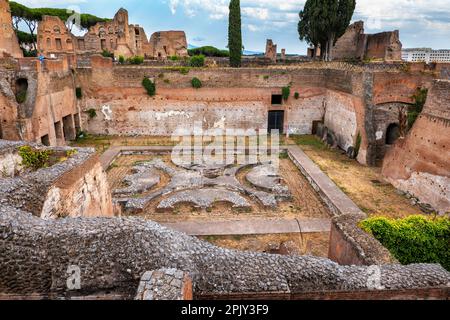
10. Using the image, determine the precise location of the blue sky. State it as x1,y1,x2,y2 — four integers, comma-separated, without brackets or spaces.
18,0,450,54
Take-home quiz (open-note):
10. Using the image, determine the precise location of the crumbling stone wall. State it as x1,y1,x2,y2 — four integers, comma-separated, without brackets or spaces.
35,8,187,60
265,39,277,63
0,0,22,58
37,15,75,57
332,21,402,61
148,31,188,59
0,205,448,298
382,80,450,214
0,140,114,218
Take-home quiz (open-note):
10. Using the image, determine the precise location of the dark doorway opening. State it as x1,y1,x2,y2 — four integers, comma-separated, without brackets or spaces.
62,115,75,141
386,123,400,145
0,120,3,139
268,110,284,134
271,94,283,105
15,78,28,104
41,135,50,146
101,39,107,50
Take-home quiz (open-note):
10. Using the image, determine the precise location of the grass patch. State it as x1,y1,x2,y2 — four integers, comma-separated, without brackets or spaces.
291,135,327,150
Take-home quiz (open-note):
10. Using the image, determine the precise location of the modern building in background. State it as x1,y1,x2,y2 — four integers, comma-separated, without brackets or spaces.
402,48,450,63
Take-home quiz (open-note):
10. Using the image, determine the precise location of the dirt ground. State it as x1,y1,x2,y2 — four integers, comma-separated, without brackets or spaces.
107,153,331,222
289,135,425,218
198,233,330,258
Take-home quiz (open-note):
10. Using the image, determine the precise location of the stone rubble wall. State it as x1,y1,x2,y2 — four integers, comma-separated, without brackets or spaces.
0,141,114,218
135,269,193,300
0,206,448,299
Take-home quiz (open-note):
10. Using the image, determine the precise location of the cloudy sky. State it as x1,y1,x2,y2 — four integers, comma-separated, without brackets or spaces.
17,0,450,54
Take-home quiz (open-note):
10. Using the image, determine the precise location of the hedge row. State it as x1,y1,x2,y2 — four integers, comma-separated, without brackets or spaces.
361,215,449,270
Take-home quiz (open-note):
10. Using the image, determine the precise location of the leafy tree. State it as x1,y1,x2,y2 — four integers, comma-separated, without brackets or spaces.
189,55,205,67
188,46,229,57
9,1,109,50
298,0,356,61
228,0,242,67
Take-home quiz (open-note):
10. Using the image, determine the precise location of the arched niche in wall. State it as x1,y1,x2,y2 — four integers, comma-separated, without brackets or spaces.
15,78,28,104
386,123,400,145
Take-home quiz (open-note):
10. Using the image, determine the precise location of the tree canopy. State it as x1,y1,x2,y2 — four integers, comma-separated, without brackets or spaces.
298,0,356,61
9,1,109,30
228,0,242,67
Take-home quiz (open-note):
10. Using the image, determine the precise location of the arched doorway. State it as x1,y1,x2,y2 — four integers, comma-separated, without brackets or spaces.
386,123,400,145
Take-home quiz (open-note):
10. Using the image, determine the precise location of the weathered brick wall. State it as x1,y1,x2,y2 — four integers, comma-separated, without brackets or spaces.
382,80,450,214
0,0,22,59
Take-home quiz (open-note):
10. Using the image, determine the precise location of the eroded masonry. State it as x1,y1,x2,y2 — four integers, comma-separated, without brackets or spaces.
0,0,449,300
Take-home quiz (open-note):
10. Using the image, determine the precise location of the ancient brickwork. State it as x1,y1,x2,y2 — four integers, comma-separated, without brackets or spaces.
382,80,450,214
135,269,193,300
36,8,188,60
332,21,402,61
0,0,22,58
0,140,114,218
37,16,75,56
148,31,188,59
265,39,277,63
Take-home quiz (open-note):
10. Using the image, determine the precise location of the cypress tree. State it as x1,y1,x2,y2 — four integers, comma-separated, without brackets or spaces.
228,0,242,68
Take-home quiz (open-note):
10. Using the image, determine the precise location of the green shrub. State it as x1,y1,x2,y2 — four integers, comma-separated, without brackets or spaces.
263,75,269,80
294,92,300,99
15,91,27,104
18,146,53,170
408,88,428,129
191,77,202,89
169,55,180,61
188,46,229,57
86,109,97,119
142,77,156,96
360,215,450,270
282,86,291,101
189,54,205,67
101,50,114,58
75,87,82,99
118,55,125,64
179,67,190,75
127,56,144,65
66,149,78,157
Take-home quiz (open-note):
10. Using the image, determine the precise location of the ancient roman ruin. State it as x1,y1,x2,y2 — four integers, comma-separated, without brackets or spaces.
0,0,449,300
37,8,188,59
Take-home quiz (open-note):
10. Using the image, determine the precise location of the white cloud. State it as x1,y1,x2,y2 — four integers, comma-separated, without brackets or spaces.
167,0,450,38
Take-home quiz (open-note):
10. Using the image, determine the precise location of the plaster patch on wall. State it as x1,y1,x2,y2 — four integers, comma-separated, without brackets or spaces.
154,111,191,121
376,131,383,140
390,172,450,215
213,116,226,129
102,105,113,121
41,186,62,219
324,94,357,151
0,152,22,177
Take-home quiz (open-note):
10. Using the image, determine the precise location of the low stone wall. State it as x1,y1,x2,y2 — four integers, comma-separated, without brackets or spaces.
0,140,114,218
135,269,193,300
0,206,448,299
287,146,396,265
